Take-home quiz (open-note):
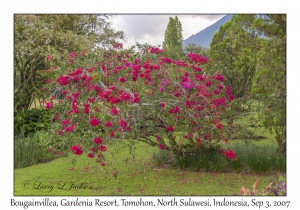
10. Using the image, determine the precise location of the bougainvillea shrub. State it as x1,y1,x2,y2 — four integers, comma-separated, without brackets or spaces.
43,44,236,166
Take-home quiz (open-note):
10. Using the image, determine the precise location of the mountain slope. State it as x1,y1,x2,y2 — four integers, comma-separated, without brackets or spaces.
183,15,233,48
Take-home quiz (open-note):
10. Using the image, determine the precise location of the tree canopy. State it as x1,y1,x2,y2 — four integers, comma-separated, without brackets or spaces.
209,15,263,98
14,14,125,111
251,14,286,153
209,14,286,153
162,16,184,59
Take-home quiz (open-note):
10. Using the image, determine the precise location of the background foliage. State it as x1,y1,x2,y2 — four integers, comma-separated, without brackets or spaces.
14,14,125,112
208,14,286,153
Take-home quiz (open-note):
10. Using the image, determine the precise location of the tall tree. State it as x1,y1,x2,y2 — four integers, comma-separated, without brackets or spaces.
209,14,286,153
14,14,125,112
208,15,261,98
251,14,286,153
162,16,184,59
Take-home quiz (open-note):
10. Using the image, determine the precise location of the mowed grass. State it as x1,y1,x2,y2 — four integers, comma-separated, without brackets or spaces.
14,138,284,196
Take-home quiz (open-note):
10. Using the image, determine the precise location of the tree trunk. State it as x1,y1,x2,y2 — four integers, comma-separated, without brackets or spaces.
275,126,286,154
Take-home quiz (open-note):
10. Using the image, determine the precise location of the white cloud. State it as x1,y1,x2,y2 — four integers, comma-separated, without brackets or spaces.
110,15,226,48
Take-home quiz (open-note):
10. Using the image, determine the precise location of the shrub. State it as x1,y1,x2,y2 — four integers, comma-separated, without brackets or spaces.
152,139,286,173
14,108,53,137
172,146,228,172
42,44,237,167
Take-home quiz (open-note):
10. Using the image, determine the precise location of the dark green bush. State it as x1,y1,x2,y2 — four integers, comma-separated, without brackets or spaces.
14,108,53,137
152,141,286,174
172,147,228,172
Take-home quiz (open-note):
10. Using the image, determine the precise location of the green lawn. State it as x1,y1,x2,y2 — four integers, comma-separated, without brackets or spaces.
14,137,284,196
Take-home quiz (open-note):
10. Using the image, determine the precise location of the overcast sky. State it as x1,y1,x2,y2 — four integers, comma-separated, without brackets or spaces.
109,15,226,48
